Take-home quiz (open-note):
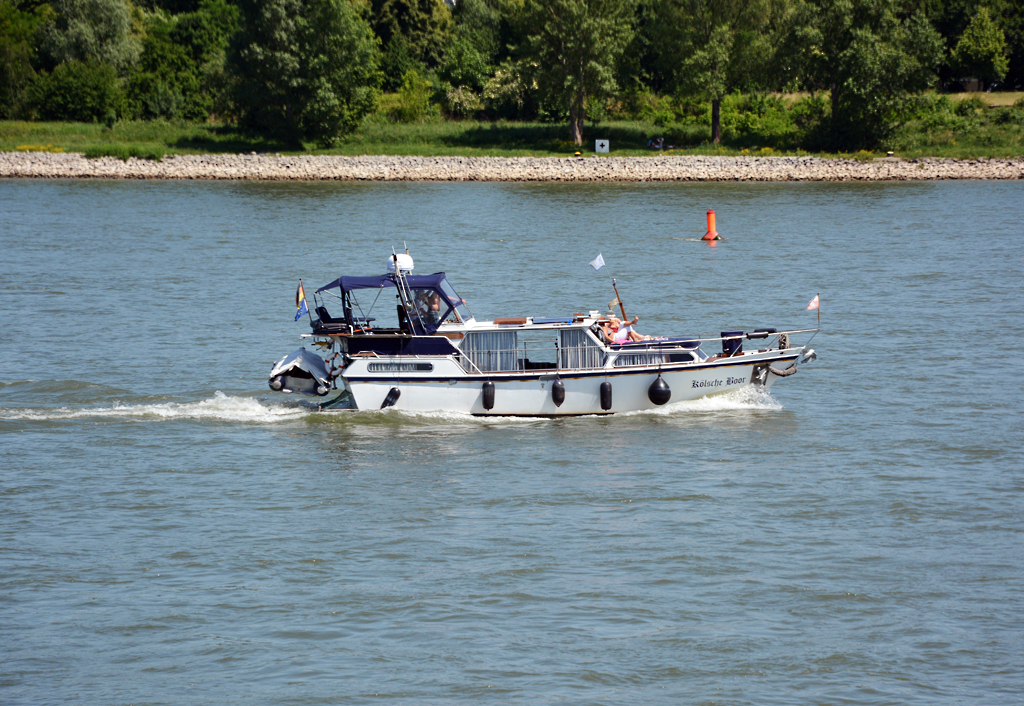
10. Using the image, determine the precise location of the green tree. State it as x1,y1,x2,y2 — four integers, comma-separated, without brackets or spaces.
39,0,141,73
998,0,1022,88
951,6,1007,89
28,57,123,119
230,0,381,147
126,12,195,118
371,0,452,67
792,0,943,149
379,36,418,91
451,0,501,60
653,0,788,143
437,29,491,90
520,0,635,145
0,0,55,117
125,0,239,120
173,0,241,65
616,0,669,96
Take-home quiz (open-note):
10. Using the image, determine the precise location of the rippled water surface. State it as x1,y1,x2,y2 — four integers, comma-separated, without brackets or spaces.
2,179,1022,705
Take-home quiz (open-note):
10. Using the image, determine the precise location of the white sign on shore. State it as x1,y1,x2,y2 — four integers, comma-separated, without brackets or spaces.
595,139,609,153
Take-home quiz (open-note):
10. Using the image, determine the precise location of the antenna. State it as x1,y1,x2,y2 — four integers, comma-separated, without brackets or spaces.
404,240,409,255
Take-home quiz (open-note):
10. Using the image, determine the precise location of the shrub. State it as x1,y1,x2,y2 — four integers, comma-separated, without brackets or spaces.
442,85,482,119
954,95,986,117
650,108,675,127
584,95,607,125
614,87,658,120
789,95,829,129
28,60,124,122
83,144,165,161
721,93,795,148
482,61,534,120
393,69,436,122
918,97,966,131
992,107,1024,126
663,122,707,147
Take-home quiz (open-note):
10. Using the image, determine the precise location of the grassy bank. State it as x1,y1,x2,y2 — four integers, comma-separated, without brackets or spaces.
2,91,1023,160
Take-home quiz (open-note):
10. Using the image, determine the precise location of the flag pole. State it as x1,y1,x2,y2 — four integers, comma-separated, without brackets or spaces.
817,291,820,327
612,278,628,321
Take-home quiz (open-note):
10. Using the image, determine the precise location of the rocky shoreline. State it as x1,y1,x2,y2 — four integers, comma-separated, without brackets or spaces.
2,151,1022,181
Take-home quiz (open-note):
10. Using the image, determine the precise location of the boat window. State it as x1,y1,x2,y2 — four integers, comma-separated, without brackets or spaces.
613,352,663,367
559,329,606,370
459,330,562,373
367,362,434,372
612,349,695,367
461,331,517,372
517,330,558,371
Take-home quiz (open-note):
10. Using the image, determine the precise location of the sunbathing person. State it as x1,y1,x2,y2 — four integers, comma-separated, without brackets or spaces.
603,315,651,343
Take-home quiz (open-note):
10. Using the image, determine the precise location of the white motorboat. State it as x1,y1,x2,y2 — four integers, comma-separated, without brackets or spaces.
268,252,818,415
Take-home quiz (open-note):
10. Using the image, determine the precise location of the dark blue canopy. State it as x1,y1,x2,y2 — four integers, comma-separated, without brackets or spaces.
316,273,449,295
314,272,461,335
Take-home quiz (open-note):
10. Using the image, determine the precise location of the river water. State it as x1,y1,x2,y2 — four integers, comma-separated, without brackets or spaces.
2,178,1022,705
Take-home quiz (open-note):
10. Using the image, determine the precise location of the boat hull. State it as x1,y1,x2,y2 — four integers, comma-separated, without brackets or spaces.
341,353,798,416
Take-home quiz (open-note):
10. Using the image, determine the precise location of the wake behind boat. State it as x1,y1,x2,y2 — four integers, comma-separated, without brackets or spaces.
268,251,818,415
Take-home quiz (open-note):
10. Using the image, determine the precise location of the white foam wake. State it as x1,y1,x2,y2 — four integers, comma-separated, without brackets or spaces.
0,391,308,424
619,385,783,416
2,387,780,425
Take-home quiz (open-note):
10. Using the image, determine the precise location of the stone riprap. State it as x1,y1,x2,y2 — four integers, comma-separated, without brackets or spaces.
2,151,1022,181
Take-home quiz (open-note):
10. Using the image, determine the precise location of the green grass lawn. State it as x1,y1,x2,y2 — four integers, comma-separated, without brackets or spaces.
0,117,773,158
2,94,1022,160
947,91,1024,107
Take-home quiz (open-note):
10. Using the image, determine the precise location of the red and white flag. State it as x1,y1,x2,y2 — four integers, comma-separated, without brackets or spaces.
807,294,820,310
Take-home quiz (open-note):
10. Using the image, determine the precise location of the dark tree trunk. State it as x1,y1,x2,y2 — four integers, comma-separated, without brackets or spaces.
285,101,299,149
830,73,840,146
570,91,585,146
711,98,721,144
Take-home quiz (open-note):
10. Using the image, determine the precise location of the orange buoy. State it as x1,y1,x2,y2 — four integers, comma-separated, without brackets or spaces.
702,210,720,240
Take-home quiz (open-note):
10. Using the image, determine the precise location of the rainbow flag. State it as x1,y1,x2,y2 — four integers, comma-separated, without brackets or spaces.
295,280,308,321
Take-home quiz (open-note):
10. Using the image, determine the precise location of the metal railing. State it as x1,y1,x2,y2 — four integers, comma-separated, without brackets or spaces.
458,342,607,374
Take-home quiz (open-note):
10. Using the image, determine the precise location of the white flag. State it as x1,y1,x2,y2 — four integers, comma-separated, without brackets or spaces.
590,253,605,270
807,294,820,310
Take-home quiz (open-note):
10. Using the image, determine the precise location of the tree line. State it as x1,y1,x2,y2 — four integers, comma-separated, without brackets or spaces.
1,0,1021,150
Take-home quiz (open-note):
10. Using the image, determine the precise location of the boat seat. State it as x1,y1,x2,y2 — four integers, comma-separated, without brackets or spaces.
315,306,346,324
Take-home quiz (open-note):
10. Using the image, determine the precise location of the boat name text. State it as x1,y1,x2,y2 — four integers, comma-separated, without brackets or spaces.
692,377,745,388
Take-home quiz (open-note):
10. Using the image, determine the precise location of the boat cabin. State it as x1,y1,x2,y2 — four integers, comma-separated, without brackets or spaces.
312,271,473,337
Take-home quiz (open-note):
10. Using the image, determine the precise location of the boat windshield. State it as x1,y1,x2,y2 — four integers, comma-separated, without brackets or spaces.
439,280,472,322
407,287,455,328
